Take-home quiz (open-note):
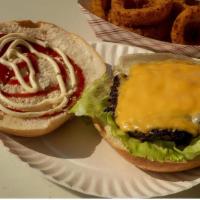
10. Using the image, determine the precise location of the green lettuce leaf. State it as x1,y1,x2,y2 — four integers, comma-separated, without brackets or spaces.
70,74,111,119
70,74,200,163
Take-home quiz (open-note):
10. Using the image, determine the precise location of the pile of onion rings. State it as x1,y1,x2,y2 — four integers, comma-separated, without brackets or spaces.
89,0,200,45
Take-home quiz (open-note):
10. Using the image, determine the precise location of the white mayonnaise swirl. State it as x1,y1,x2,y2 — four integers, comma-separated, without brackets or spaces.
0,33,77,118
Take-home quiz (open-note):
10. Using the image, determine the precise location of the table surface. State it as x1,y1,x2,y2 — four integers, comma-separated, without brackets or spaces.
0,0,200,198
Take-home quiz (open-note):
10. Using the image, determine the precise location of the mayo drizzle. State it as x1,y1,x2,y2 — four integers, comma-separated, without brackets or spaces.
0,33,77,118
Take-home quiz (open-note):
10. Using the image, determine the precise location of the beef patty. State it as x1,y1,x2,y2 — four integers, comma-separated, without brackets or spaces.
105,75,193,146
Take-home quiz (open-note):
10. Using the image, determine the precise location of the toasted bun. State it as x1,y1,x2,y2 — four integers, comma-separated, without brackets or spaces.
0,20,106,137
94,120,200,172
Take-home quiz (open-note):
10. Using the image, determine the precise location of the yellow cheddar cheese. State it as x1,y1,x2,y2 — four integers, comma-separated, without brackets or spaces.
116,59,200,136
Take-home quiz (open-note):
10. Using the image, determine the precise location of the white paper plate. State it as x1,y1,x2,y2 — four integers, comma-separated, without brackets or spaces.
1,42,200,198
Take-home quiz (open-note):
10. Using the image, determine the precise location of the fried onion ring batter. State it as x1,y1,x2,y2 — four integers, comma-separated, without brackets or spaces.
109,0,173,26
171,6,200,45
90,0,111,19
108,11,171,41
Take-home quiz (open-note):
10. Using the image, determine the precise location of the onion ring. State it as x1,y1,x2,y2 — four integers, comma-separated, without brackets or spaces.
90,0,111,19
171,6,200,45
108,11,171,41
173,0,188,12
109,0,173,26
169,0,187,25
90,0,106,19
126,22,171,41
171,0,200,16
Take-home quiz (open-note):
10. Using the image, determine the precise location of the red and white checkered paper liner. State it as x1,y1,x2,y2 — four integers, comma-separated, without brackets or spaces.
79,2,200,58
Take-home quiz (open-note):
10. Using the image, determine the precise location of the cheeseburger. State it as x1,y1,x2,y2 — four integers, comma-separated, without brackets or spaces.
71,53,200,172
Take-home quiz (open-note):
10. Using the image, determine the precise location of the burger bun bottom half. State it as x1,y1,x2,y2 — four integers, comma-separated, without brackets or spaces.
93,53,200,173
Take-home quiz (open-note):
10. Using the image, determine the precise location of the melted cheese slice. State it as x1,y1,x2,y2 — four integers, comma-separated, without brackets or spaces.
116,59,200,136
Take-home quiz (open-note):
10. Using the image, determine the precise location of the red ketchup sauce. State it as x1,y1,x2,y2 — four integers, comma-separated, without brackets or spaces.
0,34,85,116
